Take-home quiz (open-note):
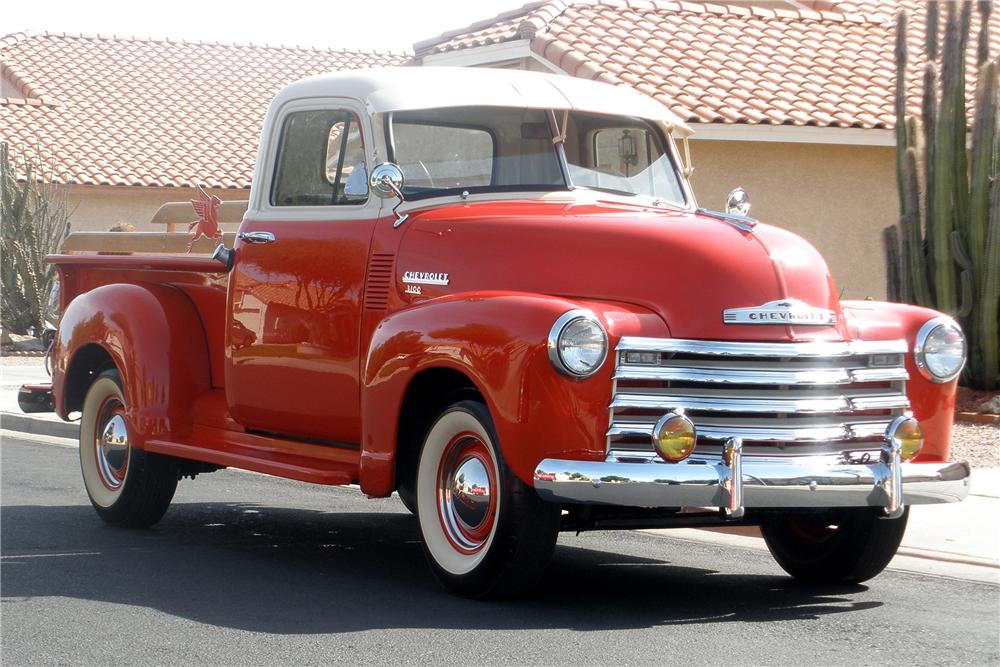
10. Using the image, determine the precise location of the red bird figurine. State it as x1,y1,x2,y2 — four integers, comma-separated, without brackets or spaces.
187,186,223,252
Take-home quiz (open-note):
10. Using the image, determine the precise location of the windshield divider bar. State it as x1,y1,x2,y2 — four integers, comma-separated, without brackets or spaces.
548,109,574,190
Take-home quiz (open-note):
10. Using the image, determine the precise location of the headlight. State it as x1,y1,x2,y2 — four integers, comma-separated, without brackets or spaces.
548,310,608,378
914,317,966,383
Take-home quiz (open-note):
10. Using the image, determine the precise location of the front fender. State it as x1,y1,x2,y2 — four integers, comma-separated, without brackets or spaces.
359,291,667,496
53,283,211,446
843,300,959,462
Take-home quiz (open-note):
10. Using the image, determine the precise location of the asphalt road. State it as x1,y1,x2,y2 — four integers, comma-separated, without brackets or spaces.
2,431,998,666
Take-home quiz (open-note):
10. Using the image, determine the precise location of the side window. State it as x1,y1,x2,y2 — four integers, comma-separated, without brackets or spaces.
271,109,368,207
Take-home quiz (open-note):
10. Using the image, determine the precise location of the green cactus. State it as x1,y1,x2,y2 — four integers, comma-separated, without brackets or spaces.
970,61,997,286
883,225,902,302
902,146,932,306
977,1,992,66
884,1,999,389
951,3,973,250
895,11,910,216
979,174,1000,390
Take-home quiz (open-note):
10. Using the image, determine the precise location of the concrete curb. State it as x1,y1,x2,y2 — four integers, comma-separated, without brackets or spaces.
956,412,1000,425
1,411,79,439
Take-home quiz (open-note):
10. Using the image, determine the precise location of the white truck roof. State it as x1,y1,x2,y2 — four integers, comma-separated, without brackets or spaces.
271,67,693,137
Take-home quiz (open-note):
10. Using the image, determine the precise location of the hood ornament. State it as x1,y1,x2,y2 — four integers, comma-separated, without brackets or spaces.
724,299,836,326
725,187,752,217
697,187,757,232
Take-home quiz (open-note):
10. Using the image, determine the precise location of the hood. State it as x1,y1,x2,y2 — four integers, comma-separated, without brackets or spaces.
395,199,849,341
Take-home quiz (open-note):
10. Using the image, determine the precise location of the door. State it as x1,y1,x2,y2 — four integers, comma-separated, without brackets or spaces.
226,102,379,444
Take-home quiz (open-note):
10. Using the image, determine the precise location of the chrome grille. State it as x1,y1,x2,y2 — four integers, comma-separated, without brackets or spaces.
609,337,910,457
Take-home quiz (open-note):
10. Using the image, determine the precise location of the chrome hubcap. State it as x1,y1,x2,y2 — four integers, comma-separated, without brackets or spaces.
96,406,128,489
451,457,491,528
437,435,497,554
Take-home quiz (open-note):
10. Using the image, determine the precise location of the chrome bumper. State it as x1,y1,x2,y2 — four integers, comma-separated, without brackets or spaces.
534,444,970,517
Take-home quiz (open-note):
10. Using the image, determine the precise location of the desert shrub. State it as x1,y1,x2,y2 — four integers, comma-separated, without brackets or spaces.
1,142,72,335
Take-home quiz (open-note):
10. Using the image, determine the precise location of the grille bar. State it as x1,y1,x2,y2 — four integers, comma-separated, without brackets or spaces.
613,365,909,385
610,391,909,413
617,336,908,357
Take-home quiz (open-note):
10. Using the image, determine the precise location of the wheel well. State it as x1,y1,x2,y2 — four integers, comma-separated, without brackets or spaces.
394,368,482,492
64,343,117,414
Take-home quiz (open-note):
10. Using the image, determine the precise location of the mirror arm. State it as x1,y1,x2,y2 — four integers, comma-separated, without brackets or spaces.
369,162,409,228
386,179,409,228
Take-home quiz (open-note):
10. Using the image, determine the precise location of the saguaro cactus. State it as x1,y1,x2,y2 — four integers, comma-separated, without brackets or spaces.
884,0,999,389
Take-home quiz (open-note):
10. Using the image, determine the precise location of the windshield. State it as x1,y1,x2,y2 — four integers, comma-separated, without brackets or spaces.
388,106,687,205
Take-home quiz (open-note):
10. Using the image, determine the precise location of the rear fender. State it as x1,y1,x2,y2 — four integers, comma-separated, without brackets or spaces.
359,291,667,496
53,283,211,447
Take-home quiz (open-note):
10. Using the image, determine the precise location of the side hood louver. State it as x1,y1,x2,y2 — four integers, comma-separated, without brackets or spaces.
364,252,395,311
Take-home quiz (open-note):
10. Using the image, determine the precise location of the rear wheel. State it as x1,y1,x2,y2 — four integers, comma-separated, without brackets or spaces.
415,400,560,598
79,369,179,528
761,507,909,584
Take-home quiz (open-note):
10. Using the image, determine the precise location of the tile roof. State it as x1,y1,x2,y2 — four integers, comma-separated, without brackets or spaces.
0,32,409,188
415,0,1000,130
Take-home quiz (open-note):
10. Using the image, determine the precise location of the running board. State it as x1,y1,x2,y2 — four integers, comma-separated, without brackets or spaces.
145,424,358,485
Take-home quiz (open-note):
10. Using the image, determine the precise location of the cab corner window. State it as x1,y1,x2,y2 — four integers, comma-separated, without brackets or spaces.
271,109,368,207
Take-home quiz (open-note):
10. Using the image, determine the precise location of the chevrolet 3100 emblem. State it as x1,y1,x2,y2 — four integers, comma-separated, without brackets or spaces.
402,271,449,286
723,299,836,326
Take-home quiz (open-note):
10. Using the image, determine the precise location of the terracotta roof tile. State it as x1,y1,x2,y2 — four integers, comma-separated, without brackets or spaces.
415,0,1000,130
1,32,409,188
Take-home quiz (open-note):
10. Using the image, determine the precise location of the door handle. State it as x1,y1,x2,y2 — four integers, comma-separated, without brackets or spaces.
238,231,276,244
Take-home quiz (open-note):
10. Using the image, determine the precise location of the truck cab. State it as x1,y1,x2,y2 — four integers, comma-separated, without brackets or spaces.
45,67,970,598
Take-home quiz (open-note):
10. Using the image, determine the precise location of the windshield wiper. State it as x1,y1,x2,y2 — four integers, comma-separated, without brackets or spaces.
573,185,637,197
573,186,687,212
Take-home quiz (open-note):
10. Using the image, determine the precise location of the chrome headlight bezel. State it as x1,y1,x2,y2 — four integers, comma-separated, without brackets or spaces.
913,316,966,383
547,309,608,379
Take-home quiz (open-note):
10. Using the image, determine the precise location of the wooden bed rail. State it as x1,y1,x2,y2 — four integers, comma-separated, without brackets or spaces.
150,200,248,233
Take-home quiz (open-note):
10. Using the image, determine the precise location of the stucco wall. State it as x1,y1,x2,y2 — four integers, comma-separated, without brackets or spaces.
66,185,248,233
688,139,895,300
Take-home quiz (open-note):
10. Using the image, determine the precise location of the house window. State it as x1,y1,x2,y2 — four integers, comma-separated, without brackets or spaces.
271,109,368,207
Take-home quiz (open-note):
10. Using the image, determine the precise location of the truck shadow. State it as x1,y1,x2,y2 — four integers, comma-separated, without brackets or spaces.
0,502,881,634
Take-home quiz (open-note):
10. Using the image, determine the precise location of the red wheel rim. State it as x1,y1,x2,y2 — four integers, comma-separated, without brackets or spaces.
94,395,129,490
436,432,499,555
788,516,839,543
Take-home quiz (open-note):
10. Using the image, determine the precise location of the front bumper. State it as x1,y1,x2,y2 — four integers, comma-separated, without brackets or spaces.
534,444,970,517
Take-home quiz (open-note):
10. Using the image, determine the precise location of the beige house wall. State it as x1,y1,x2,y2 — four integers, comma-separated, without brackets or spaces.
66,185,249,233
688,139,894,300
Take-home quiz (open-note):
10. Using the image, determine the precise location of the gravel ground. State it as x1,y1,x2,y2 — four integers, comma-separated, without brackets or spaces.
952,422,1000,468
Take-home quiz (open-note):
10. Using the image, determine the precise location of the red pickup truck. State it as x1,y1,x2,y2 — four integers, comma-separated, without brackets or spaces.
40,67,970,598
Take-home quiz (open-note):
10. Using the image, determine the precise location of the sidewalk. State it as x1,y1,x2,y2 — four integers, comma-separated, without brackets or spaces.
0,357,77,438
2,357,998,583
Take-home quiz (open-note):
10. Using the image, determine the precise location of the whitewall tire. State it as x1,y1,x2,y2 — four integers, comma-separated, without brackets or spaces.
415,400,560,598
79,369,179,527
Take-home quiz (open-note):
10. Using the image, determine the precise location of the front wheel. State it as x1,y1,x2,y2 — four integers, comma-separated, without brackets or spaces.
415,400,560,598
761,507,909,584
79,369,179,528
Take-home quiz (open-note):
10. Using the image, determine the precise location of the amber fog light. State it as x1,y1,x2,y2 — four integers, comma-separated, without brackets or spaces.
886,415,924,461
652,411,696,462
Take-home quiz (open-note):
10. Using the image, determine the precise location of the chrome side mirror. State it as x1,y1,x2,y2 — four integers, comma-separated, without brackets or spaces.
725,187,751,217
369,163,408,228
370,163,404,199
